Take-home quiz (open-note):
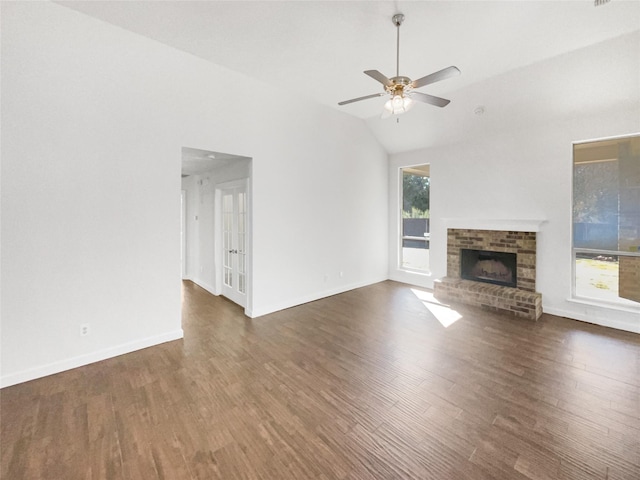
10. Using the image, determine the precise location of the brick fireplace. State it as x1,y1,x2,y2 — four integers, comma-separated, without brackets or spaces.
434,225,543,320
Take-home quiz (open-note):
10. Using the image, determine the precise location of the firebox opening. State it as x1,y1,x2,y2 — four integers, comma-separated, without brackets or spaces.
460,249,517,288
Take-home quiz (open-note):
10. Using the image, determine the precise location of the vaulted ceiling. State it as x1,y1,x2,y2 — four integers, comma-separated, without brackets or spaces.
58,1,640,153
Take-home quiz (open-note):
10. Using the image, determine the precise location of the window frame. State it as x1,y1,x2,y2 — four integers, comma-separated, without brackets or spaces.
399,165,431,274
571,133,640,308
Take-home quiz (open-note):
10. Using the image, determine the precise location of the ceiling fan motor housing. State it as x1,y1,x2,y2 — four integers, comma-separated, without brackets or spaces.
387,77,412,97
390,76,411,86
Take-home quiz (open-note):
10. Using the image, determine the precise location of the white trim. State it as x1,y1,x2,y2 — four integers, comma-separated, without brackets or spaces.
214,187,223,296
181,189,187,279
573,131,640,146
442,218,546,232
389,270,434,290
245,175,253,316
190,278,218,297
566,296,640,314
396,167,404,271
544,306,639,334
247,276,388,318
0,329,184,388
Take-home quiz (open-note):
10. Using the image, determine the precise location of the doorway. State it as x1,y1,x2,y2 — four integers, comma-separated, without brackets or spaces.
181,147,252,314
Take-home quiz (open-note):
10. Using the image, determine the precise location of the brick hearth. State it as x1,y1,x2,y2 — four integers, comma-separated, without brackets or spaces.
434,228,542,320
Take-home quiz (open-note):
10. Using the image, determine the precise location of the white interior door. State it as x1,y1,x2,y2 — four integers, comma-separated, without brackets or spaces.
220,182,247,307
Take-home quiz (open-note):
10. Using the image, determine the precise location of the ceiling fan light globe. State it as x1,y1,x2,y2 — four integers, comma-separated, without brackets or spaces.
403,96,414,111
383,92,415,117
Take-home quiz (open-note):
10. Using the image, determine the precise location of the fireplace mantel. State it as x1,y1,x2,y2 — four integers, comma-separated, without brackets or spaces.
442,218,546,232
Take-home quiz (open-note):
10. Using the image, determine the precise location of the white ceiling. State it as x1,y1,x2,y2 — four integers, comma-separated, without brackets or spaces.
58,1,640,153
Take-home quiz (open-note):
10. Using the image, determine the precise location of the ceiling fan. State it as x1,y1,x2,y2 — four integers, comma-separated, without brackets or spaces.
338,13,460,117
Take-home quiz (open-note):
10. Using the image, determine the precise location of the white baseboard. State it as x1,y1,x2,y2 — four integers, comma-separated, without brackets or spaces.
247,276,388,318
0,329,184,389
190,278,218,296
388,270,434,290
543,306,640,334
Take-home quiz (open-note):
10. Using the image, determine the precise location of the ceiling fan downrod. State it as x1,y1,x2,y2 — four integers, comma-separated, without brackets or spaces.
392,14,404,78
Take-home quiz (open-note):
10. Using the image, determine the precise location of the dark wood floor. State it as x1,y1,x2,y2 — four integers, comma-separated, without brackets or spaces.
2,281,639,479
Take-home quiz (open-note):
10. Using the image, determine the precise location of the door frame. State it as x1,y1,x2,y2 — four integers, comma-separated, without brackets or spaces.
181,189,187,279
214,178,252,313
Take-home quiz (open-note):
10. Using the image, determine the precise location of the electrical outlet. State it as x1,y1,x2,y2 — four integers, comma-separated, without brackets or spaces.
339,271,344,278
80,323,90,337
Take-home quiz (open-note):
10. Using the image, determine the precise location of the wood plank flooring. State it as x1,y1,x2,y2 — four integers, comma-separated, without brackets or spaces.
2,280,639,479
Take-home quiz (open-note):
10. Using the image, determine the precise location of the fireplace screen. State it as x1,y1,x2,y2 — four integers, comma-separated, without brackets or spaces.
460,249,517,288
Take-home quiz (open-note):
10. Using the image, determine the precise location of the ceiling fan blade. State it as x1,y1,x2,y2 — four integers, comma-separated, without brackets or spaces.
412,66,460,89
338,93,385,106
410,91,451,108
364,70,392,87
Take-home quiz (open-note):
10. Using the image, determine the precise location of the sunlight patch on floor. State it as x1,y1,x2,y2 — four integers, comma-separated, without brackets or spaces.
411,288,462,328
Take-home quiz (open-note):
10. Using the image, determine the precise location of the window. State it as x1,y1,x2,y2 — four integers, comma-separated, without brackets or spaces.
573,135,640,306
401,165,430,273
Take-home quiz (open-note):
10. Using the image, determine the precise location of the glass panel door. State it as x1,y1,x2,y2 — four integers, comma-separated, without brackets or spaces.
222,192,234,289
219,182,247,307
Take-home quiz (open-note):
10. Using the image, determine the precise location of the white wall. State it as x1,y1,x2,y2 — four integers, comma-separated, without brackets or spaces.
182,175,199,282
1,2,388,387
389,109,640,333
